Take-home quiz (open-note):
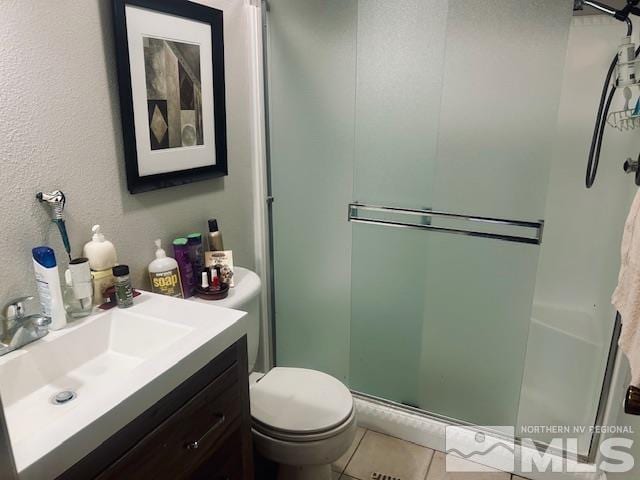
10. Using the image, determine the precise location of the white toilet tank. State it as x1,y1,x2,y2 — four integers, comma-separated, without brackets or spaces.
192,266,262,371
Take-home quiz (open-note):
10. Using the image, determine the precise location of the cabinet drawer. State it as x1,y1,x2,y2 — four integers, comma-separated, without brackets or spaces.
191,427,245,480
98,362,242,480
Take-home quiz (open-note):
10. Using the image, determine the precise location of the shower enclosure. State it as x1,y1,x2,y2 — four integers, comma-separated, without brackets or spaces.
263,0,639,460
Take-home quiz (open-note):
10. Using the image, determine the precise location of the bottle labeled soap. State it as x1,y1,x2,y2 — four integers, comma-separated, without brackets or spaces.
148,239,183,298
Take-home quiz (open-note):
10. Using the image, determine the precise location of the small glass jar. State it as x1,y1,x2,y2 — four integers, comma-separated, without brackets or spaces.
112,265,134,308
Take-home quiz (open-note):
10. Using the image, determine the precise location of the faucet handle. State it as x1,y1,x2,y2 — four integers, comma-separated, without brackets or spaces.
24,314,51,331
3,296,36,321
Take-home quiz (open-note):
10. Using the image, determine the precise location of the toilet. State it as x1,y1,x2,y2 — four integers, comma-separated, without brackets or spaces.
250,367,357,480
197,267,356,480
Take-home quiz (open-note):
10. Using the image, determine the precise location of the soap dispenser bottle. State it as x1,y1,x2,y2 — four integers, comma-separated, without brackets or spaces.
83,225,118,304
148,239,184,298
83,225,118,271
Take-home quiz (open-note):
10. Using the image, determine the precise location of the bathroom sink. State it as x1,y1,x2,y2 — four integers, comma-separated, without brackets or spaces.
0,309,191,444
0,292,247,479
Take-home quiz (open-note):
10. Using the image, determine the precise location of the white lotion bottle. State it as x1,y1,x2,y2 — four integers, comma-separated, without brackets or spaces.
83,225,118,271
32,246,66,330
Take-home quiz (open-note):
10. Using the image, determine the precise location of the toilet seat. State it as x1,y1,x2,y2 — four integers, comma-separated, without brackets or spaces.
250,367,354,441
253,408,355,442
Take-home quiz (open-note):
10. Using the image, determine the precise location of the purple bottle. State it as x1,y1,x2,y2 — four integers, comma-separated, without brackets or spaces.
172,238,194,298
187,233,204,284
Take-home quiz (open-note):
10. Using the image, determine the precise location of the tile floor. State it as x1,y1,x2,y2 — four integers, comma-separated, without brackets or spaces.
332,428,530,480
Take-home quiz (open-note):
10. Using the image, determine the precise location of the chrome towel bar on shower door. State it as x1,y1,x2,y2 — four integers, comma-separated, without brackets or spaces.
348,203,544,245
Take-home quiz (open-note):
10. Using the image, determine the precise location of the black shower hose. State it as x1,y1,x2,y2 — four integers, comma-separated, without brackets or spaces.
585,20,637,188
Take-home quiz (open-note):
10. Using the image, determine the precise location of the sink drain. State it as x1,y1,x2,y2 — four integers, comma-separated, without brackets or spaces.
51,390,76,405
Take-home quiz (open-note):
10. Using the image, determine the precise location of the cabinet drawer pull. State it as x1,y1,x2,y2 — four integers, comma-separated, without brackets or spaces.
185,414,226,450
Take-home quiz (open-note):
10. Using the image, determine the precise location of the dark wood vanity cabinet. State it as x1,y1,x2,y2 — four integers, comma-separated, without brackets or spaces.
59,337,254,480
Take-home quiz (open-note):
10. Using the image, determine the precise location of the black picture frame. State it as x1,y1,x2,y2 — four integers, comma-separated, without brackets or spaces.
112,0,227,194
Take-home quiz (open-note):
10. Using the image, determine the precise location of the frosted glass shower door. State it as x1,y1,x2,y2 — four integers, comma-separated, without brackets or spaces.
267,0,573,428
350,224,542,425
349,0,572,426
268,0,356,382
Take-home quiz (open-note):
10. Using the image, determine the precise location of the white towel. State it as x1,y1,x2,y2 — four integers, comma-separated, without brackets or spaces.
613,188,640,387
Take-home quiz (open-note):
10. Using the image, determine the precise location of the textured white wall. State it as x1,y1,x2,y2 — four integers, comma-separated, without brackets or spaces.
523,14,639,466
0,0,258,302
532,15,640,476
532,15,639,335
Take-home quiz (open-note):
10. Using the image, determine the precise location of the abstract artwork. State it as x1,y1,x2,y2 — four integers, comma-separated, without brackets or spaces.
113,0,227,194
143,37,204,150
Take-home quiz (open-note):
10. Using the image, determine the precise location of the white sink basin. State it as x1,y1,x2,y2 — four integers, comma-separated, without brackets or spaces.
0,292,247,479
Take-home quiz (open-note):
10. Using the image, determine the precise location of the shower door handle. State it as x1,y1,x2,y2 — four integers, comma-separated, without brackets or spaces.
348,203,544,245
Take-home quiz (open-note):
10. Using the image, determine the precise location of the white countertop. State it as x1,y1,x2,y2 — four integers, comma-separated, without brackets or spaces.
0,291,247,480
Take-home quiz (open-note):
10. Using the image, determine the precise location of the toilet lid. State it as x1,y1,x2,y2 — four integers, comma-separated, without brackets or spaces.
250,367,353,434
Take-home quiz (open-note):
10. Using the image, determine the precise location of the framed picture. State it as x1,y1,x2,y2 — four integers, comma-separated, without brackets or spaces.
112,0,227,194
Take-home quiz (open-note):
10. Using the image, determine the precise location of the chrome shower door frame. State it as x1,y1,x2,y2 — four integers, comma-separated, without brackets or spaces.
260,0,621,467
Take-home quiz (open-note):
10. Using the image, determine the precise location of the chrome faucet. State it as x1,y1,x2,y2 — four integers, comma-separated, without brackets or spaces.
0,296,51,356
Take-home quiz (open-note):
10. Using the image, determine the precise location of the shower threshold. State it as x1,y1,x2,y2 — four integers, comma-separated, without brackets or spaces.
351,390,597,479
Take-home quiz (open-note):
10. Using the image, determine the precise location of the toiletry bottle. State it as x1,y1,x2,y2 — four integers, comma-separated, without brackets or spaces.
173,237,194,298
63,258,93,319
618,35,637,86
207,219,224,251
187,233,204,285
148,239,183,298
210,266,220,290
113,265,134,308
32,246,66,330
83,225,118,270
83,225,118,305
